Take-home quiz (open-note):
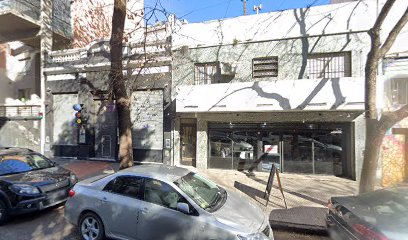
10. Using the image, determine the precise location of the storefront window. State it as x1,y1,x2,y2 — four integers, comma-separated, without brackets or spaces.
208,124,345,176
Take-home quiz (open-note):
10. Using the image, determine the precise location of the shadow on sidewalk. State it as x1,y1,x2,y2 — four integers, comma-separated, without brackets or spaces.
234,181,285,207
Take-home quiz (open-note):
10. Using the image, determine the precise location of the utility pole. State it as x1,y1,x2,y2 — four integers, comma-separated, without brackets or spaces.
241,0,248,16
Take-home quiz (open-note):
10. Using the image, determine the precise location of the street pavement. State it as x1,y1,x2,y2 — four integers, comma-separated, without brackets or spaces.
0,159,350,239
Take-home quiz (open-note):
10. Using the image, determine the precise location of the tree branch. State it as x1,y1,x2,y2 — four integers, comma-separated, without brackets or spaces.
372,0,397,32
379,7,408,58
380,104,408,130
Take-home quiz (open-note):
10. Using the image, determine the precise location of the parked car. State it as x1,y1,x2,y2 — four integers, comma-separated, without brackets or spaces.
65,164,273,240
326,184,408,240
210,135,254,158
0,147,77,224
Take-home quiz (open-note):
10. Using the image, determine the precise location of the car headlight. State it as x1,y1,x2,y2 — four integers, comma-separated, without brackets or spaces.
9,184,40,195
70,173,78,184
238,232,270,240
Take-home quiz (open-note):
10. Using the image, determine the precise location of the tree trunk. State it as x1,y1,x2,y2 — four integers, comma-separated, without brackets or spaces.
359,0,408,193
360,27,381,193
110,0,134,169
359,120,386,193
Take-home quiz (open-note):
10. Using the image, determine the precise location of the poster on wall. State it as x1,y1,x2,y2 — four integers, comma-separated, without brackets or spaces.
130,90,163,150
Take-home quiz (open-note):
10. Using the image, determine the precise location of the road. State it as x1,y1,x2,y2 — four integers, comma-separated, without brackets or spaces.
0,205,329,240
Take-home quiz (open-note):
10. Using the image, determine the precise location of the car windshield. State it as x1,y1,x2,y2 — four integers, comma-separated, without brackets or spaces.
0,154,54,176
175,172,222,211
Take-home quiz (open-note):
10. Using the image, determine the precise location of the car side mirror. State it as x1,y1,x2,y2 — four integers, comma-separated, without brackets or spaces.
177,202,190,214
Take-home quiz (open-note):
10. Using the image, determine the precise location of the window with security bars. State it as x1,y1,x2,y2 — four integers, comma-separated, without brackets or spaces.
252,57,278,78
391,78,408,105
307,52,351,79
194,63,220,85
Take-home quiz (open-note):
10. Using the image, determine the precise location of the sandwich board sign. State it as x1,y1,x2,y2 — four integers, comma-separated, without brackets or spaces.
264,163,287,208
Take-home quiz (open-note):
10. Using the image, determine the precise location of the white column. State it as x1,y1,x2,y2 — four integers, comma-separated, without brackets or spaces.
40,0,53,154
196,118,208,170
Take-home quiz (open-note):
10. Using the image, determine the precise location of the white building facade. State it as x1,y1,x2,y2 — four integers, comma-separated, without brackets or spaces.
170,0,408,182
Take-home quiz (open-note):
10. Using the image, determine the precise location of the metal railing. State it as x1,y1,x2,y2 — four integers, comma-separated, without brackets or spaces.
0,0,41,21
0,105,42,119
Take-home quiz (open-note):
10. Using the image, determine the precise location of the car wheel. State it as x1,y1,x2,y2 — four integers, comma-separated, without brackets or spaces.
79,212,105,240
0,199,9,225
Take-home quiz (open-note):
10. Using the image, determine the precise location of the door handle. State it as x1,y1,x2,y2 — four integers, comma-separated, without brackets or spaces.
141,207,149,214
99,197,108,203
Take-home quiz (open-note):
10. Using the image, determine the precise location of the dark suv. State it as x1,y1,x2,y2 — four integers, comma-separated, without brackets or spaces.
0,147,77,224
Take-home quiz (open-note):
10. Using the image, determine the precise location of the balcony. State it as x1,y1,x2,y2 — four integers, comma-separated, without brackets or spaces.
175,77,366,113
0,105,42,120
0,0,71,48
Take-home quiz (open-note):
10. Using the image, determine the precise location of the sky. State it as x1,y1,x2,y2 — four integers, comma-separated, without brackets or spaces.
144,0,330,23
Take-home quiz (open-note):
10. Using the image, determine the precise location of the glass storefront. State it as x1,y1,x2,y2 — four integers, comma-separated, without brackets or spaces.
208,123,347,176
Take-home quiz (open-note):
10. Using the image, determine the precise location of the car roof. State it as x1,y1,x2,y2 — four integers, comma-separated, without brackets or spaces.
119,164,192,182
0,147,35,156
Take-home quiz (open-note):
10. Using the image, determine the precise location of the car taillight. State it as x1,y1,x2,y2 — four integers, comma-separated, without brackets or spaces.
68,189,75,197
353,224,388,240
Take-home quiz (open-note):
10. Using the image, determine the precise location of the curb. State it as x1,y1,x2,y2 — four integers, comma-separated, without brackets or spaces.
270,220,328,235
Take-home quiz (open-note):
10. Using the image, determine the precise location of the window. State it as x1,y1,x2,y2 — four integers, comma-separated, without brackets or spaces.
391,78,408,105
103,176,143,199
307,52,351,79
0,154,54,176
143,178,186,210
194,62,220,85
18,88,31,101
252,57,278,78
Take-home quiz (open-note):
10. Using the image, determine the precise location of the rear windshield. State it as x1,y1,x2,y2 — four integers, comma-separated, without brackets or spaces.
0,154,54,176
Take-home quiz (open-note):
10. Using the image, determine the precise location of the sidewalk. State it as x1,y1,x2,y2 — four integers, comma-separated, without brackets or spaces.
199,169,358,232
55,157,119,180
56,158,358,232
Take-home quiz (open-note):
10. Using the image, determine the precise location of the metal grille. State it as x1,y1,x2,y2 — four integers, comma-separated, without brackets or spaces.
252,56,278,78
0,105,41,118
307,52,351,79
39,179,70,193
194,62,220,85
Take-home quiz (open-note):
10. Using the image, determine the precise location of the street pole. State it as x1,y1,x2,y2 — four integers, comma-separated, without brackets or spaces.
241,0,248,16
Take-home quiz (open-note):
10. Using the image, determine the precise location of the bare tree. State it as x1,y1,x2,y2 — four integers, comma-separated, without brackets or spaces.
71,0,112,48
360,0,408,193
109,0,134,169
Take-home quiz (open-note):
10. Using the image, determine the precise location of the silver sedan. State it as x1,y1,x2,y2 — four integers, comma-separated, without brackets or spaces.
64,164,273,240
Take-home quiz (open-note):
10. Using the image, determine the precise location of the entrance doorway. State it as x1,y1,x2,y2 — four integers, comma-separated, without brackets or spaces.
180,121,197,167
94,100,117,160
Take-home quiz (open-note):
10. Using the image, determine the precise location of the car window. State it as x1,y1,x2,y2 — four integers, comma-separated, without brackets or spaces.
175,173,223,211
143,178,187,210
103,176,143,199
0,154,53,176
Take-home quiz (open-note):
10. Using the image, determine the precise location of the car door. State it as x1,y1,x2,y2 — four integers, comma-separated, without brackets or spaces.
98,175,143,240
137,178,200,240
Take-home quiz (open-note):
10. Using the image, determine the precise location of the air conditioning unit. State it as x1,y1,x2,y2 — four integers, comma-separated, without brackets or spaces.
220,62,236,76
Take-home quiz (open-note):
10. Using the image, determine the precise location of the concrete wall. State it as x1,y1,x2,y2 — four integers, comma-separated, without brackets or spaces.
0,120,41,152
0,43,40,104
172,1,407,55
172,33,369,91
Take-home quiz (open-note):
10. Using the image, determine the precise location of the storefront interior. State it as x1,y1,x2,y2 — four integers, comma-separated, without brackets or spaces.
208,122,352,177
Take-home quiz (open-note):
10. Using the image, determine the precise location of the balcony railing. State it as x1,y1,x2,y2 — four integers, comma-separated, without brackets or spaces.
0,0,71,38
0,105,42,119
0,0,41,21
